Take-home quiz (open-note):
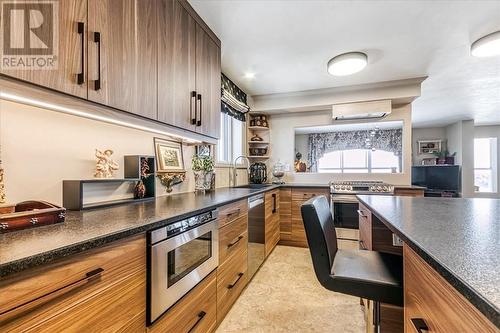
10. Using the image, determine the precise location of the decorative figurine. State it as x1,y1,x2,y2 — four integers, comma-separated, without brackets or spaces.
134,159,150,199
94,149,119,178
0,167,5,204
294,152,307,173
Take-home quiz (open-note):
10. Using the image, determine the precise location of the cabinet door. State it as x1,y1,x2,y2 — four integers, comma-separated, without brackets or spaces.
195,25,221,139
0,0,87,98
87,0,157,119
157,0,197,131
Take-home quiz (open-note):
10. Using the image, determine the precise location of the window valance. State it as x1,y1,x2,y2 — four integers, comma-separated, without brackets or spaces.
308,128,403,172
221,73,249,122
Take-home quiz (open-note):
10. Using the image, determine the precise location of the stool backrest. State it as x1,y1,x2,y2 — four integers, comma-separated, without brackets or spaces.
301,195,338,285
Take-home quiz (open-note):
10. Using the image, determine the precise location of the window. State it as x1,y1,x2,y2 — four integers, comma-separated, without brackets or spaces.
474,138,498,193
217,113,244,164
318,149,400,173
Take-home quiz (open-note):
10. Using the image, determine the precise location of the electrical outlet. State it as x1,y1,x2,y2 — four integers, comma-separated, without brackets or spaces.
392,234,404,247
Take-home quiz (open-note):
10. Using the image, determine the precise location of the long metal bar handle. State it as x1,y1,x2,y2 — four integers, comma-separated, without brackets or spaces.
191,91,197,125
227,235,244,249
93,32,101,90
272,193,277,213
226,208,241,218
77,22,85,84
227,272,244,289
0,267,104,323
187,311,206,333
196,94,202,126
410,318,429,333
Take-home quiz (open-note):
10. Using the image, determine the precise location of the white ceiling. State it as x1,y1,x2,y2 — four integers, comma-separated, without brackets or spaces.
189,0,500,127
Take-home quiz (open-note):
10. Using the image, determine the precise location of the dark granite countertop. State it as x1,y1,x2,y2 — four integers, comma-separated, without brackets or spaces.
356,195,500,328
0,186,280,278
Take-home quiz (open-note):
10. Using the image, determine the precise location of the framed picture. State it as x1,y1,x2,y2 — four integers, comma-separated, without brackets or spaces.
154,138,185,172
195,144,213,157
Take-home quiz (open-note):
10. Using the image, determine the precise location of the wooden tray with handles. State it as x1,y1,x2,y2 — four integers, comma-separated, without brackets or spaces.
0,201,66,233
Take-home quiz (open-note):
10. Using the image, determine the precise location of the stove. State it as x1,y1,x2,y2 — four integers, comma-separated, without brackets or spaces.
329,181,394,250
330,180,394,194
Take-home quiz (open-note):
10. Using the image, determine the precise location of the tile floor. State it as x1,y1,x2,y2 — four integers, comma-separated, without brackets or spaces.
216,245,365,333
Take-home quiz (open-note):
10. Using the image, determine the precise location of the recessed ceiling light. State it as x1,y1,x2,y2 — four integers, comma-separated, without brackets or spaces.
243,72,255,79
471,31,500,57
327,52,368,76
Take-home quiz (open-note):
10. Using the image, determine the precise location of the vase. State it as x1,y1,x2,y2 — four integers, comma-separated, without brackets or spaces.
194,171,215,192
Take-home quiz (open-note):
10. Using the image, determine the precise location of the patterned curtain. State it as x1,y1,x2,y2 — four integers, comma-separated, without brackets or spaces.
221,73,249,122
307,129,403,172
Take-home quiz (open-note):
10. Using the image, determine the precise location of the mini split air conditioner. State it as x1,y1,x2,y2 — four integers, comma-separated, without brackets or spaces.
332,100,392,121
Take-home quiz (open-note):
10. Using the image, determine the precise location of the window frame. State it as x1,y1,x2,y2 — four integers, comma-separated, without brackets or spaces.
317,149,401,174
474,137,498,193
216,113,245,167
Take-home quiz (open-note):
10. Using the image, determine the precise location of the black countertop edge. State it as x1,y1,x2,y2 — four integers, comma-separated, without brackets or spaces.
356,196,500,328
0,186,280,278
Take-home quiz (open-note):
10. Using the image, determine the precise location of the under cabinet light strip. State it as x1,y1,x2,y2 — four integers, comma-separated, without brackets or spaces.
0,92,201,144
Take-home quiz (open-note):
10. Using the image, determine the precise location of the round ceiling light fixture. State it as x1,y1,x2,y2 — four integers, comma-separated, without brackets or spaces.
471,31,500,57
327,52,368,76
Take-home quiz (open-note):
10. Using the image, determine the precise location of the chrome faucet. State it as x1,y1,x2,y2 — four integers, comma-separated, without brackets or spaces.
232,155,251,187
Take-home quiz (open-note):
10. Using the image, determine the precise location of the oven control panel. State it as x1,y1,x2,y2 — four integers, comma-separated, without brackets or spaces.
330,181,394,194
150,209,218,244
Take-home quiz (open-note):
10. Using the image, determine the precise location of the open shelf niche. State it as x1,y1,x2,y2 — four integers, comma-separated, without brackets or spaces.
247,113,271,163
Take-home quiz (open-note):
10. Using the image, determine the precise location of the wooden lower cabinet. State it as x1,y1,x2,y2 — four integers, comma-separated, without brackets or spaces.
265,189,280,257
404,245,497,333
278,188,292,241
216,241,248,322
148,271,217,333
0,235,146,332
219,214,248,264
280,187,330,248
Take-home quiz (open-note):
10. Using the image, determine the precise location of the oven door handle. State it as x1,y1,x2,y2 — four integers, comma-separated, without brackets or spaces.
331,196,359,204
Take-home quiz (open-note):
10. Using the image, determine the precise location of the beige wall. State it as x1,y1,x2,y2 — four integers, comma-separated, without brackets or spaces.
269,104,413,185
411,127,447,165
0,100,243,206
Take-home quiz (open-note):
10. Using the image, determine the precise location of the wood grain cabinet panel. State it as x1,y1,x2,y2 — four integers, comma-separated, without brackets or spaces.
0,236,146,332
218,199,248,229
217,237,248,323
195,25,221,139
148,271,217,333
264,189,280,257
219,214,248,264
284,188,330,248
157,0,197,130
0,0,88,98
278,188,292,241
358,202,372,251
404,245,497,333
87,0,157,119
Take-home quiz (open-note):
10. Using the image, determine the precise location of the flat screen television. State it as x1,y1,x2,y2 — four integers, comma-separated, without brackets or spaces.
412,165,461,192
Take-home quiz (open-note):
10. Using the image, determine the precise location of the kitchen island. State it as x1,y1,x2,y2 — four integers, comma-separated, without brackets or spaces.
357,195,500,331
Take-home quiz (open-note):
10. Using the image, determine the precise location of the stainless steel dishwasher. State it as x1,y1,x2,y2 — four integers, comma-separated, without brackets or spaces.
247,194,265,279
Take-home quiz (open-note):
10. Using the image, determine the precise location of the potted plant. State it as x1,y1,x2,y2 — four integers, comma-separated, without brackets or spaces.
192,154,215,192
433,150,456,165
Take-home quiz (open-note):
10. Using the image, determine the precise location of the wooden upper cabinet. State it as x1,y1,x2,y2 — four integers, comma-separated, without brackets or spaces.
157,0,197,131
195,25,221,139
87,0,157,119
0,0,87,98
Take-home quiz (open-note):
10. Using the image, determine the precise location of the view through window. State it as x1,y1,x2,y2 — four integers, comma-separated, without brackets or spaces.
474,138,498,193
217,113,243,164
318,149,400,173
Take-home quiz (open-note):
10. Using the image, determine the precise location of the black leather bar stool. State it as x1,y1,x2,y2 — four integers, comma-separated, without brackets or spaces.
301,195,403,333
